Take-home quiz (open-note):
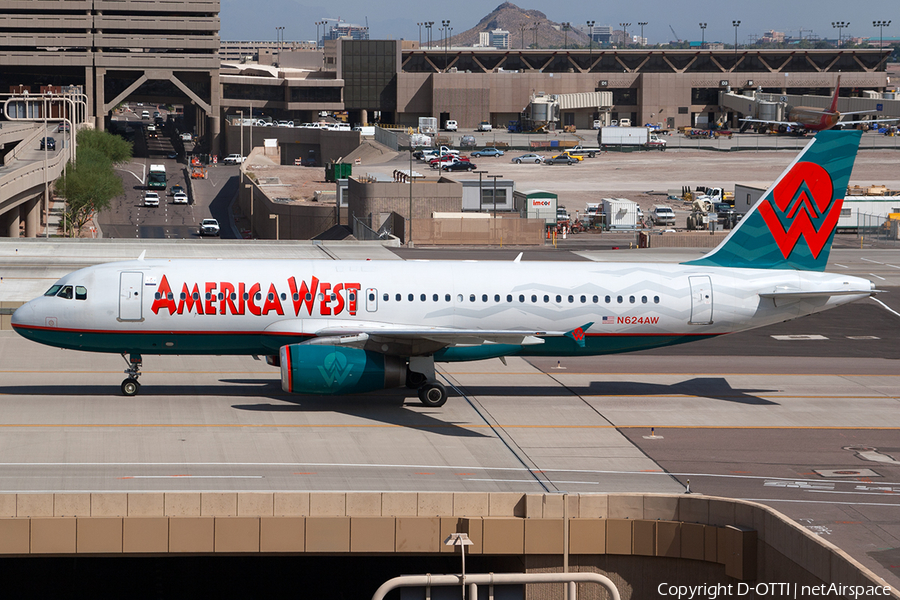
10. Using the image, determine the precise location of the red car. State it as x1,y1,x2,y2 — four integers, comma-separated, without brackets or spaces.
428,154,468,166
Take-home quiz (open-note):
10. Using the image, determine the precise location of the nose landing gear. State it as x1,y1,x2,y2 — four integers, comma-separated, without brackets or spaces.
121,353,143,396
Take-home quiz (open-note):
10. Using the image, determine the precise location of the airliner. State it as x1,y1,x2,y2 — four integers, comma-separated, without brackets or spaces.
742,77,898,132
12,130,877,406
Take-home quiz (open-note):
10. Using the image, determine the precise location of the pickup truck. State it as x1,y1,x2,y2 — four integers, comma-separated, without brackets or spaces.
650,206,676,227
567,145,599,158
199,219,220,236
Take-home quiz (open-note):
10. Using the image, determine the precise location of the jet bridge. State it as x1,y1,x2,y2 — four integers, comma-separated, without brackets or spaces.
719,88,900,124
719,89,788,123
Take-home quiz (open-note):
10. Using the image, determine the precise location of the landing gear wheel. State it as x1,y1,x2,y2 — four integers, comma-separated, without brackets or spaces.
121,378,140,396
418,382,448,407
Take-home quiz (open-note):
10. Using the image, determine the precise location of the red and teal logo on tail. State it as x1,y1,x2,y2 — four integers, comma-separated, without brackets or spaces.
685,130,861,272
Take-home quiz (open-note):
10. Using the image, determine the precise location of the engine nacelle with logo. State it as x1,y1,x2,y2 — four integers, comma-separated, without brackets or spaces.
279,345,407,395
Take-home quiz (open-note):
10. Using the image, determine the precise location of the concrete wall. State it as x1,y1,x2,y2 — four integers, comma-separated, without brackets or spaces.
0,492,893,600
236,173,339,240
411,217,545,246
224,125,361,165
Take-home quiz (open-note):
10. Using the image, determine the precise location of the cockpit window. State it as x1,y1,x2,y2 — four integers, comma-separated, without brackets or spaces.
57,285,74,299
44,285,62,297
75,286,87,300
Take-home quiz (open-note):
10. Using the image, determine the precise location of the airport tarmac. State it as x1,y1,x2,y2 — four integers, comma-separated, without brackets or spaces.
0,252,897,585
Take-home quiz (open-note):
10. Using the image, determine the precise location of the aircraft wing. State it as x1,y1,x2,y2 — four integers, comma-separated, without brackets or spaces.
265,319,593,350
837,117,900,125
740,118,801,127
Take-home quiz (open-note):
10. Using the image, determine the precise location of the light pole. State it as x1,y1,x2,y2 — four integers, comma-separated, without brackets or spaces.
873,20,890,48
441,20,450,71
488,174,502,218
315,21,324,48
239,109,244,159
562,22,570,49
269,213,279,241
244,182,254,237
638,22,648,48
520,24,526,49
699,22,707,49
620,23,631,47
587,20,595,62
473,170,487,211
425,21,433,49
409,149,414,245
275,26,284,65
832,21,848,48
43,94,49,238
531,23,539,49
417,22,423,48
732,20,741,55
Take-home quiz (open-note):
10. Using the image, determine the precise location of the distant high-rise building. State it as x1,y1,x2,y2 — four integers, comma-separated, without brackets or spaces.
590,25,613,45
478,32,491,47
490,28,510,49
324,21,369,45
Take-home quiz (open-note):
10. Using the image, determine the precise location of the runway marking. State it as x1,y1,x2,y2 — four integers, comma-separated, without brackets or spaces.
869,273,887,281
861,257,900,269
871,297,900,319
466,479,599,485
833,263,848,269
742,498,900,508
119,475,264,479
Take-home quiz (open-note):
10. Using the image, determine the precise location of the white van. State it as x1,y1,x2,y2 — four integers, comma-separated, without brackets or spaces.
619,118,632,127
445,120,458,131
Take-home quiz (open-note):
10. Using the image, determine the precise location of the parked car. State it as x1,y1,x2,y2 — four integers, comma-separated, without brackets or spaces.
143,192,160,207
444,120,458,131
40,137,56,151
222,154,245,165
650,206,676,226
477,121,492,132
559,151,583,162
199,218,220,236
180,132,193,141
471,147,504,157
544,153,576,165
511,153,545,164
276,120,294,127
442,160,477,172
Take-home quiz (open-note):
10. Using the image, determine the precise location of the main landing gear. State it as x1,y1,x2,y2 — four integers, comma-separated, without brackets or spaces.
407,356,448,407
121,353,142,396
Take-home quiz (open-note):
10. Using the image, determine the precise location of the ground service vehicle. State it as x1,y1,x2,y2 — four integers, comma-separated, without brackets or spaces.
567,145,599,158
444,120,458,131
10,131,876,408
223,154,245,165
148,165,166,189
478,121,492,131
199,219,220,236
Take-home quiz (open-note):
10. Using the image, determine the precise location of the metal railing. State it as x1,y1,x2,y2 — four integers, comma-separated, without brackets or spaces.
371,572,621,600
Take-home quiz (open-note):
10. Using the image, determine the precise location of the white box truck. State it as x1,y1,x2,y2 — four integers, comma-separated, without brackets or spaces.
418,117,437,134
598,127,666,151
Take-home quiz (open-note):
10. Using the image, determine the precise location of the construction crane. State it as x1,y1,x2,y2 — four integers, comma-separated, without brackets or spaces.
669,24,681,43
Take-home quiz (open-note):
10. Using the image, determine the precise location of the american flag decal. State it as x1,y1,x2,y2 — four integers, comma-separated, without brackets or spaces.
602,316,615,325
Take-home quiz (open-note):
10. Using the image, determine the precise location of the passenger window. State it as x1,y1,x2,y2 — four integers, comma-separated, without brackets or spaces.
280,293,286,301
629,296,635,304
205,293,211,301
396,293,401,301
494,294,500,302
57,286,74,299
445,294,451,302
519,294,525,302
642,296,648,304
593,295,598,303
306,293,312,301
193,292,200,301
469,294,476,302
383,293,388,301
568,295,574,303
368,292,375,301
544,295,550,303
654,296,660,304
349,293,356,301
269,293,276,301
555,295,561,303
605,295,611,303
433,294,439,302
617,296,623,304
168,293,173,301
457,294,463,302
531,295,537,303
44,285,62,297
408,294,414,302
421,294,426,302
580,295,586,303
482,294,488,302
231,293,236,301
154,292,161,300
243,293,249,301
218,293,224,300
507,294,512,302
255,293,262,301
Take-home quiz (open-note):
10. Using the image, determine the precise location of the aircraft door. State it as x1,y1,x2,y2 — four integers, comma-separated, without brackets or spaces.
688,276,713,325
119,271,144,321
366,288,378,312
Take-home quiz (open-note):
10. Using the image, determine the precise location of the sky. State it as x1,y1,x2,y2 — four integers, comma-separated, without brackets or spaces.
220,0,898,45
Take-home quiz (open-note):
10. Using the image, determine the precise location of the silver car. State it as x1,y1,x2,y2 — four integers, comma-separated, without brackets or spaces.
511,153,545,164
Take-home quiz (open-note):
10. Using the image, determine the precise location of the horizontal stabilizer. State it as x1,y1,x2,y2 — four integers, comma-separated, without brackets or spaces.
759,289,879,299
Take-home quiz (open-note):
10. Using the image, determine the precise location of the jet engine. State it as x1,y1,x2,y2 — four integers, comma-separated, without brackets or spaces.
279,345,407,395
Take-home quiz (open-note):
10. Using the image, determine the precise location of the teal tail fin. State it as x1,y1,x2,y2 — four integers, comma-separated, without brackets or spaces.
684,129,861,272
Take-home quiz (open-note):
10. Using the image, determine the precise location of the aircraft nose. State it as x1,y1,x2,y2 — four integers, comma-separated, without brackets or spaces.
10,301,37,328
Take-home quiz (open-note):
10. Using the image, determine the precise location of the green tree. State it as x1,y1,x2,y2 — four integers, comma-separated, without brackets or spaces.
77,128,133,163
55,148,123,237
